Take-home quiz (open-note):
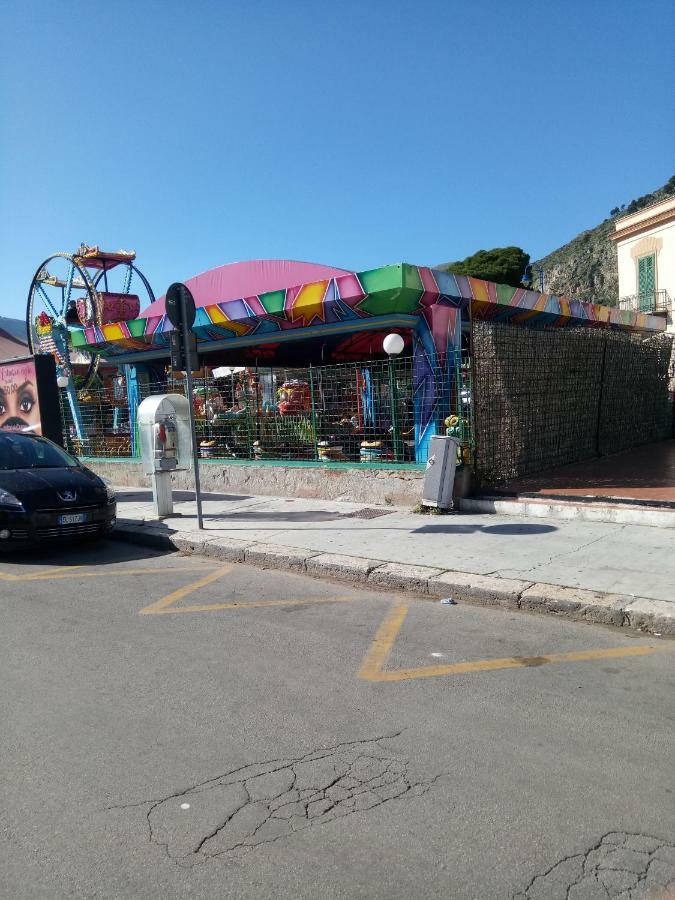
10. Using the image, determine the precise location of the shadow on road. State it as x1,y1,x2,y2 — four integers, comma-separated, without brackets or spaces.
117,490,252,503
200,510,349,522
413,522,557,535
482,523,557,535
1,538,171,568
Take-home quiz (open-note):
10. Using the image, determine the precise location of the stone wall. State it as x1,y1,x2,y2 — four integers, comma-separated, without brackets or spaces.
85,459,442,507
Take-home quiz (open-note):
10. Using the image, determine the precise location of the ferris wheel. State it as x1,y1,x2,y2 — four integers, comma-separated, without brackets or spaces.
26,244,155,438
27,244,155,393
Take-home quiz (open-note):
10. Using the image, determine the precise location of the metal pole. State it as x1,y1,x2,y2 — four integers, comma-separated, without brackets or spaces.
388,356,402,462
308,363,320,461
181,295,204,529
595,335,608,458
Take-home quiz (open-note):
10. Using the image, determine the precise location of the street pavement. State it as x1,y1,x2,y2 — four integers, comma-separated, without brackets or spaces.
115,488,675,604
1,539,674,899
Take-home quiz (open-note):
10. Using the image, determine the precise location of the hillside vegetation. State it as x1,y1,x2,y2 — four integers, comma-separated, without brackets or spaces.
531,175,675,306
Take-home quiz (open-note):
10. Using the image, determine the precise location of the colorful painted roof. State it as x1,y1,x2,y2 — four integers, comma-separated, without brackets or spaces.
141,259,353,318
72,263,666,360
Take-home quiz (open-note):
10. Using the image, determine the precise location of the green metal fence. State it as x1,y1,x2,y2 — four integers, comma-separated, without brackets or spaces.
59,356,472,466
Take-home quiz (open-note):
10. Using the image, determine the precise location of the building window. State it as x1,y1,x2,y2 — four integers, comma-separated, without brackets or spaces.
637,254,656,311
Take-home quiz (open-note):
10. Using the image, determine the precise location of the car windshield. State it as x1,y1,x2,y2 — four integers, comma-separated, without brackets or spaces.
0,433,79,470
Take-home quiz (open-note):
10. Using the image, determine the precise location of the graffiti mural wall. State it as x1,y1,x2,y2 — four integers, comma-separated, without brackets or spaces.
72,263,665,360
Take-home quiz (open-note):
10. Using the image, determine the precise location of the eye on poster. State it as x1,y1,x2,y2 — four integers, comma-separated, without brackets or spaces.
0,355,62,444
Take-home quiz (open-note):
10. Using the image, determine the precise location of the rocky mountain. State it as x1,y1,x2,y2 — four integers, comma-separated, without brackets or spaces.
531,175,675,306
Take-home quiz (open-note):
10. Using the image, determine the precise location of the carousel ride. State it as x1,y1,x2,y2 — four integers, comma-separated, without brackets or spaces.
26,244,154,440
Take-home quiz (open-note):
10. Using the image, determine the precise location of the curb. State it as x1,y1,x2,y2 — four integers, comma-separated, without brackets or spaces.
459,496,675,529
111,521,674,636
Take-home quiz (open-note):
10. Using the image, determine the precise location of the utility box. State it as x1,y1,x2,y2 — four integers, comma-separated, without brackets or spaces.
422,436,459,510
138,394,192,476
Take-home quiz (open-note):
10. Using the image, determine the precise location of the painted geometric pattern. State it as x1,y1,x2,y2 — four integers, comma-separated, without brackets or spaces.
413,305,462,460
72,263,665,357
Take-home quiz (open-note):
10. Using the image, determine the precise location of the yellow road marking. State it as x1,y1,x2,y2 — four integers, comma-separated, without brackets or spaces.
359,602,669,682
31,564,85,578
25,565,219,581
3,561,354,616
139,565,234,614
0,564,85,581
0,564,219,583
142,595,357,615
139,565,357,615
358,601,409,680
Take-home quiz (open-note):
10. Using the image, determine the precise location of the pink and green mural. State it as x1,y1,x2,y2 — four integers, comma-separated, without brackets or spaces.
413,303,463,461
72,262,664,360
71,261,666,462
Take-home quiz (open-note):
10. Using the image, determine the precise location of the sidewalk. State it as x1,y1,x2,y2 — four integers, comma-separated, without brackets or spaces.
491,439,675,505
113,487,675,634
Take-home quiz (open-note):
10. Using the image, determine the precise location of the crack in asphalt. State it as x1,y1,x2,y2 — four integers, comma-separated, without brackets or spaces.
109,732,442,867
513,831,675,899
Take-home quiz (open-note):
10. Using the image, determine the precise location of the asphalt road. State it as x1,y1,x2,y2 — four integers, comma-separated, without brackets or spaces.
1,539,673,900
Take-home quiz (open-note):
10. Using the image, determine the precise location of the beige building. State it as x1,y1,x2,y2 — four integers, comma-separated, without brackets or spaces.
611,195,675,333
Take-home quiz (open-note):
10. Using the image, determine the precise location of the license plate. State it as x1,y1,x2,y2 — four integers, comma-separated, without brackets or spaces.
58,513,88,525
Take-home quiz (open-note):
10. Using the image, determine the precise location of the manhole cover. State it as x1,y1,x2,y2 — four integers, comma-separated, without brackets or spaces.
343,508,393,519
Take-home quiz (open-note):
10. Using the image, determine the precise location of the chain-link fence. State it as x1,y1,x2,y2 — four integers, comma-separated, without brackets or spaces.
61,321,671,485
60,356,472,466
472,321,673,485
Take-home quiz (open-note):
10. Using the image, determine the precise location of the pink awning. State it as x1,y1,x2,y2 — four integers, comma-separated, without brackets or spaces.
142,259,352,317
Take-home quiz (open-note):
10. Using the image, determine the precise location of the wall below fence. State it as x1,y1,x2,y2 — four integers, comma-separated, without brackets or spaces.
87,458,472,508
84,458,475,507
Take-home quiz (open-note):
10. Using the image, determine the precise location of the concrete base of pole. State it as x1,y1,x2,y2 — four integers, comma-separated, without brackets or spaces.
151,470,173,517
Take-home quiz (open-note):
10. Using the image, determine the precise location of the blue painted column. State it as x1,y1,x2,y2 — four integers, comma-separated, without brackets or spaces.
124,364,152,458
49,323,87,443
124,366,141,458
412,304,462,462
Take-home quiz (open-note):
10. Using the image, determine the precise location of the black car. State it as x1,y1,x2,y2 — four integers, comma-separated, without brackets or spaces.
0,431,116,548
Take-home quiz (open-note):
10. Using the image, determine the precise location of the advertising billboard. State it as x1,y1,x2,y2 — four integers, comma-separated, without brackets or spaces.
0,355,62,445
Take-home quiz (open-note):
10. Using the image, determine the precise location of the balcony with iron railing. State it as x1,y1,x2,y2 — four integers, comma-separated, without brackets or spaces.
617,289,671,315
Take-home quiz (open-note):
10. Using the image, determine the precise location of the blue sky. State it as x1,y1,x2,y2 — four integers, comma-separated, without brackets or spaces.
1,0,673,319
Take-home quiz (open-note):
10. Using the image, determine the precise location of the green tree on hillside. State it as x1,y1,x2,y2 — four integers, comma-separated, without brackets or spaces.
440,246,530,287
611,174,675,217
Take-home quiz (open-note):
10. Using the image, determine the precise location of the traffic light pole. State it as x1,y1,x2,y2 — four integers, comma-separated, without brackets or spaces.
180,299,204,530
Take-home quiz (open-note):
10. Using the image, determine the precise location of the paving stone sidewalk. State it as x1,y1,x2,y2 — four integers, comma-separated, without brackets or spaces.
113,487,675,635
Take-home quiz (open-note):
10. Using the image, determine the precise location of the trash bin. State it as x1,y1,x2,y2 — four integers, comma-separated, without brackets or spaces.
422,436,459,510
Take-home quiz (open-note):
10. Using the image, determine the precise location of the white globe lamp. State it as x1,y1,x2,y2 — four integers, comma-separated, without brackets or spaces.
56,375,70,388
382,333,405,463
383,333,404,356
